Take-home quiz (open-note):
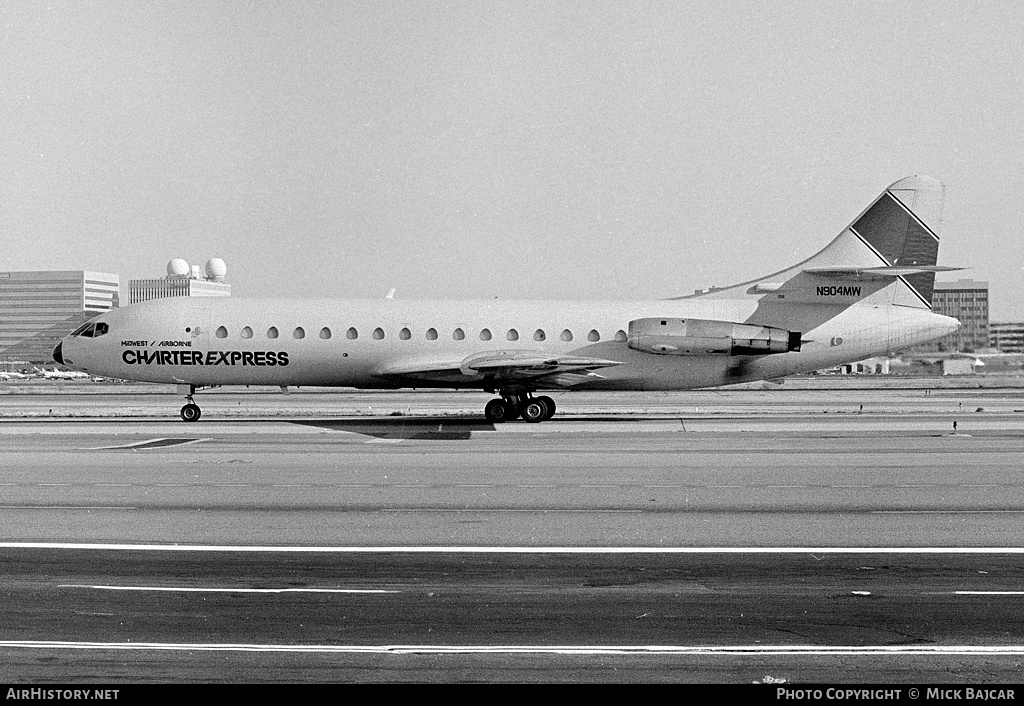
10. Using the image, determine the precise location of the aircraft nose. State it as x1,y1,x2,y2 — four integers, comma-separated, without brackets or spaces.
52,341,64,365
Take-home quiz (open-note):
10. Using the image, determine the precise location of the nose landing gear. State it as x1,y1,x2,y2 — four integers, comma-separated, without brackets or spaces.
178,384,202,422
180,402,201,422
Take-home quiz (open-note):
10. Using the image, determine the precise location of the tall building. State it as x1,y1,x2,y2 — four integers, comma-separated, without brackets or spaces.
129,258,231,304
990,322,1024,354
928,279,989,352
0,270,119,363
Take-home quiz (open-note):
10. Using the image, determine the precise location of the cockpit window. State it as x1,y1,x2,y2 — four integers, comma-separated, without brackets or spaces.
71,321,109,338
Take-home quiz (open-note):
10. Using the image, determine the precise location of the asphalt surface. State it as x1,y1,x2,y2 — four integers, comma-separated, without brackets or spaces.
3,549,1024,683
2,385,1024,683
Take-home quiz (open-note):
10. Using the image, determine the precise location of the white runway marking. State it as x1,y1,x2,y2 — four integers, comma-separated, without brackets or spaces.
379,509,643,514
88,438,208,450
955,591,1024,595
59,584,399,594
6,543,1024,554
873,510,1024,514
0,506,135,511
2,641,1024,656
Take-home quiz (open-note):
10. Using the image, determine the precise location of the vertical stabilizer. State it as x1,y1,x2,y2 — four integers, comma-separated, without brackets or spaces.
678,175,952,316
848,175,944,306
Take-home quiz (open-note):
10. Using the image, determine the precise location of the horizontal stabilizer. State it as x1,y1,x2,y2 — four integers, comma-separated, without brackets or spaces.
805,265,963,280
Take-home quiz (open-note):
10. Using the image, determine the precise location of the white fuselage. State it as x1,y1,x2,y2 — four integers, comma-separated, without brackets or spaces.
57,295,959,391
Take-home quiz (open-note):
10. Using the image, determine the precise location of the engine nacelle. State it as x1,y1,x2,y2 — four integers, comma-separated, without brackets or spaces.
627,318,801,356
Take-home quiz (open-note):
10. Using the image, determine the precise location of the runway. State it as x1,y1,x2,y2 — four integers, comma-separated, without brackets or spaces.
2,385,1024,682
3,548,1024,683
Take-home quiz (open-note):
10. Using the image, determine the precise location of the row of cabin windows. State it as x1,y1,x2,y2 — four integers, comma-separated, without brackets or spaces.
213,326,628,343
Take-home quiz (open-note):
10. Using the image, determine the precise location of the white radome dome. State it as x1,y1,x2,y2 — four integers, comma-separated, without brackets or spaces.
205,258,227,281
166,258,190,276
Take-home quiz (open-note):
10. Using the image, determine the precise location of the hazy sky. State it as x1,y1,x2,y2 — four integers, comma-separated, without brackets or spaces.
2,1,1022,318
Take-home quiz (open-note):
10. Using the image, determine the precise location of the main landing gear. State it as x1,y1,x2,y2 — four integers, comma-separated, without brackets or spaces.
179,384,201,422
483,388,556,424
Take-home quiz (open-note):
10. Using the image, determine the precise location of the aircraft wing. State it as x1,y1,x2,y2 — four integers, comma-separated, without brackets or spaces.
376,350,623,388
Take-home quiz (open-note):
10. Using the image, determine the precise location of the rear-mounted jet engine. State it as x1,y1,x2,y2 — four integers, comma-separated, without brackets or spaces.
627,318,801,356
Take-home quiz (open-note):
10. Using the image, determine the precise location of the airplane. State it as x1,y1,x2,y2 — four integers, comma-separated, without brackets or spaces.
53,175,961,423
33,366,91,380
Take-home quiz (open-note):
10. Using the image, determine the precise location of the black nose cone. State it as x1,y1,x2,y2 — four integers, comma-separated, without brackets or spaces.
52,342,64,365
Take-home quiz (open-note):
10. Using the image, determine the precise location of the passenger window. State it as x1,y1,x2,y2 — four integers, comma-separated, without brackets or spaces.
216,326,228,339
507,329,519,341
346,327,358,340
426,328,438,340
534,329,546,342
615,330,627,342
587,329,600,342
241,326,253,339
372,327,385,340
560,329,573,342
400,328,411,340
320,327,332,340
267,327,279,339
293,327,305,339
480,328,492,341
453,328,465,340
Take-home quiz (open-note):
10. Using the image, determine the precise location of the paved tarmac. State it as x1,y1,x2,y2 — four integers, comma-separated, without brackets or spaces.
2,384,1024,683
3,549,1024,683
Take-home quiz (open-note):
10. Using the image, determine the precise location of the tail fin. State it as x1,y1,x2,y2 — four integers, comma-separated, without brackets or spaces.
845,175,945,306
685,175,957,310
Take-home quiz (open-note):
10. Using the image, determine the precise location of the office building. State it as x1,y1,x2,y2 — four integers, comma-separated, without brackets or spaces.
911,279,990,353
990,322,1024,354
129,258,231,304
0,270,119,363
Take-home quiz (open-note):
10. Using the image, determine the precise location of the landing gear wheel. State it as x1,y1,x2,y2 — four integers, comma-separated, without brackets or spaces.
180,403,202,422
520,399,547,423
536,396,556,420
485,399,514,423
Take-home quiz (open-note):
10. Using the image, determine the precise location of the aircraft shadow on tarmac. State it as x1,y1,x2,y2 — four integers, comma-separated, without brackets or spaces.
290,417,497,440
288,415,672,439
